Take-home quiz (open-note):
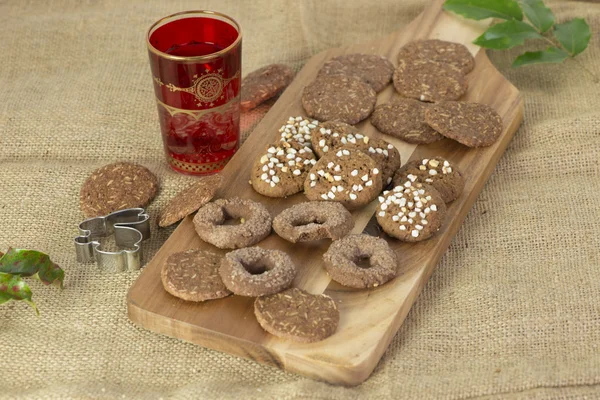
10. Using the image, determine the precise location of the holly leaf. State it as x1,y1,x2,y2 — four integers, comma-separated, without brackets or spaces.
443,0,523,21
554,18,592,56
0,248,64,288
474,20,543,49
0,272,38,315
521,0,555,33
512,47,569,67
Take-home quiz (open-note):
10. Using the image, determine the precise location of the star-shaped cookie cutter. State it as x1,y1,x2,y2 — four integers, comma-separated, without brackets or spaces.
74,208,151,272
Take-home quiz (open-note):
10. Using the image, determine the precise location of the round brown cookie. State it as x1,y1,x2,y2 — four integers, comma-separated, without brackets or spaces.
393,59,467,102
397,40,475,74
322,234,398,288
364,138,401,187
159,174,223,227
371,99,443,144
425,101,503,147
376,180,446,242
219,247,296,297
193,197,272,249
392,157,464,203
161,249,231,302
80,162,158,218
318,53,394,92
241,64,295,112
278,116,320,148
254,288,339,343
250,142,317,198
273,201,354,243
301,75,377,125
304,147,383,210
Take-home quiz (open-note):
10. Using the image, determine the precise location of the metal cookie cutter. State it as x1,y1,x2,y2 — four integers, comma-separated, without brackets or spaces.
74,208,151,272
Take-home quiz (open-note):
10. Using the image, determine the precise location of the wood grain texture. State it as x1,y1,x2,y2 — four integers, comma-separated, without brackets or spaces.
127,0,523,386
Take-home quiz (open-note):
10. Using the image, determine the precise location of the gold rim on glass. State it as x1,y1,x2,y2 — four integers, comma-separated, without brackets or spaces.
146,10,242,62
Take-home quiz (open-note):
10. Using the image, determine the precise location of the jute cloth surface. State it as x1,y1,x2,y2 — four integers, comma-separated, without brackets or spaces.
1,0,599,399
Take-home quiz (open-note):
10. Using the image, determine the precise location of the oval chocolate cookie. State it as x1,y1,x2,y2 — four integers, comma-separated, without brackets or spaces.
161,249,231,302
254,288,339,343
241,64,294,112
302,75,376,124
377,179,446,242
318,53,394,92
425,101,503,147
304,147,383,210
397,40,475,74
364,138,401,187
393,59,467,102
278,116,320,148
392,157,464,203
371,99,443,144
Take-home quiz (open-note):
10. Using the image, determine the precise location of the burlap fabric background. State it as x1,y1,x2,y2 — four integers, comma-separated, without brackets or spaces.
1,0,599,398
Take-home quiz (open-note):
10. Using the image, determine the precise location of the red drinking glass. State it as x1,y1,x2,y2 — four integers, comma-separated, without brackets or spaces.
147,11,242,175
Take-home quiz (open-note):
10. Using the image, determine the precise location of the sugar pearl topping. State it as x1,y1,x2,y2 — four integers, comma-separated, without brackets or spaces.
279,116,319,147
418,158,453,183
257,143,316,187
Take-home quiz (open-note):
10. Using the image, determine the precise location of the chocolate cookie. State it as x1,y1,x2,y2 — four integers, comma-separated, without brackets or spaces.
161,249,231,302
250,142,317,198
241,64,295,112
273,201,354,243
193,197,272,249
302,75,377,124
364,138,401,186
392,157,464,203
425,101,503,147
80,162,158,218
398,40,475,74
371,99,443,144
304,147,383,210
376,180,446,242
318,53,394,92
219,247,296,297
393,59,467,102
322,234,398,288
159,174,223,227
254,288,339,343
278,116,320,148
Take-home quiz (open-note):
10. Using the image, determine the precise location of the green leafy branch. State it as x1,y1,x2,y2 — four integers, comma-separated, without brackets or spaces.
0,248,64,315
443,0,594,76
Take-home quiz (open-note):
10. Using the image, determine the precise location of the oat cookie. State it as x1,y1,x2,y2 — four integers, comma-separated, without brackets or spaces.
318,53,394,92
159,174,222,227
161,249,231,302
392,157,464,203
398,40,475,74
278,116,320,148
302,75,377,124
241,64,294,112
254,288,339,343
371,99,443,144
193,197,272,249
393,59,467,102
273,201,354,243
304,147,382,210
425,101,503,147
364,138,401,187
219,247,296,297
80,162,158,218
322,234,398,288
376,180,446,242
250,142,317,198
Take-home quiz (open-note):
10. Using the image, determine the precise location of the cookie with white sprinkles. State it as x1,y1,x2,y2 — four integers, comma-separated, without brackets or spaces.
318,53,395,92
304,147,383,210
278,116,320,148
392,157,464,203
376,180,446,242
393,58,467,102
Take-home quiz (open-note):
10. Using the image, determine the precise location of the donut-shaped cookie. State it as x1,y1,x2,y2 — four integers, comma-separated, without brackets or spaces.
322,234,398,288
193,197,272,249
219,247,297,297
273,201,354,243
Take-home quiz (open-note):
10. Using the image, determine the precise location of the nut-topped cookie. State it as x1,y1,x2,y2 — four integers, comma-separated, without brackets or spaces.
392,157,464,203
393,59,467,102
397,40,475,75
250,142,317,198
376,179,446,242
278,116,320,148
304,147,383,210
318,53,394,92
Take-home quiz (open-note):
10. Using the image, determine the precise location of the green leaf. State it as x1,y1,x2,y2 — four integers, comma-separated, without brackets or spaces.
443,0,523,21
474,20,543,49
512,47,569,67
554,18,592,56
0,248,64,288
521,0,555,33
0,272,38,314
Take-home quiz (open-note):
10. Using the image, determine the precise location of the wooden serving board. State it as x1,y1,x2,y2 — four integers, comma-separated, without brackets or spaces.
128,0,523,386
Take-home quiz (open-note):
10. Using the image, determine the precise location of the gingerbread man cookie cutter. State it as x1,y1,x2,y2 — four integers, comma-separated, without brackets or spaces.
74,208,151,272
